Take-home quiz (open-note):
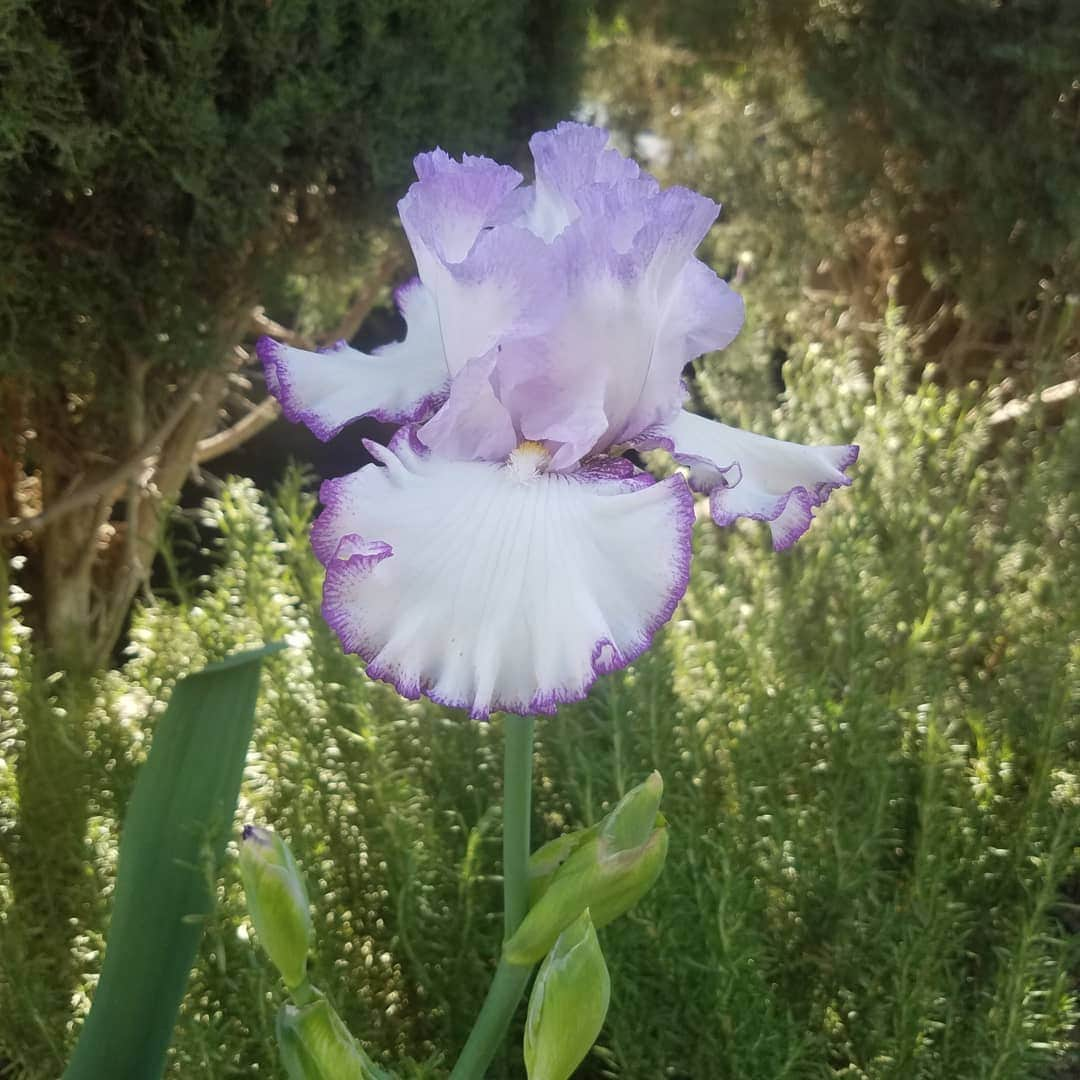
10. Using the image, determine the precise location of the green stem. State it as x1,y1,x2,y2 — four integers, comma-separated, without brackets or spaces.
289,977,317,1007
450,715,535,1080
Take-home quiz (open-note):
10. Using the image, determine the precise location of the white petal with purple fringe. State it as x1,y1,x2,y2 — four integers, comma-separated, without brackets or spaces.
649,409,858,550
315,439,694,718
257,280,447,442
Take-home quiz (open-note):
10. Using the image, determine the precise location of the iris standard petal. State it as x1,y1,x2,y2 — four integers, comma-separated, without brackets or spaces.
314,439,694,719
493,182,743,465
399,153,564,376
420,223,563,378
647,409,858,551
257,279,447,442
399,151,523,266
522,121,648,241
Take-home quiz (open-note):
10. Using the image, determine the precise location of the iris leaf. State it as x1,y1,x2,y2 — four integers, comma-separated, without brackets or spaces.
64,643,283,1079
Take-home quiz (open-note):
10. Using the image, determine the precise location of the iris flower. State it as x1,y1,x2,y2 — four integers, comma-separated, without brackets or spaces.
259,123,857,719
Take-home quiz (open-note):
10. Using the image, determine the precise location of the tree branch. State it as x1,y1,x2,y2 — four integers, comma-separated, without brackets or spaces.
194,396,282,465
0,374,209,538
249,308,314,350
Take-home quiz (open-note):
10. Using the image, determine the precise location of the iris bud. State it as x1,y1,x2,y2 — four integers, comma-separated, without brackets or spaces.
523,909,610,1080
239,825,313,989
599,771,663,855
505,773,668,966
276,994,391,1080
527,823,598,906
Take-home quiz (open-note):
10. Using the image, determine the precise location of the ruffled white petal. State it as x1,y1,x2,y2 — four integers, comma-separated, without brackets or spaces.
258,280,446,442
521,121,646,241
314,441,693,718
397,154,561,376
650,409,858,550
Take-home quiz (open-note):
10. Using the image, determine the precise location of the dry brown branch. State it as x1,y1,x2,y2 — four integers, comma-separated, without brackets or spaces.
194,396,282,464
91,365,233,668
989,379,1078,427
0,373,209,537
249,308,314,349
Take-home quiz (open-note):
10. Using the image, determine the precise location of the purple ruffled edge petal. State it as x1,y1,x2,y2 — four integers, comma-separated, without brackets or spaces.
257,333,446,443
316,460,695,720
710,444,860,552
635,426,859,551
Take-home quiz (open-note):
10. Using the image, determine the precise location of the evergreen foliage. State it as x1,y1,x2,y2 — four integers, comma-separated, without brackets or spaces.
598,0,1080,318
0,0,582,417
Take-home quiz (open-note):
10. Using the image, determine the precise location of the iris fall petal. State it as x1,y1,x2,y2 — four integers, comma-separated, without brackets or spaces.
257,279,447,441
315,438,694,718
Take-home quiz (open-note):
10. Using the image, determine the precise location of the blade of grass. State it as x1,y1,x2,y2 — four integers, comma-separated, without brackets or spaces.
64,643,283,1080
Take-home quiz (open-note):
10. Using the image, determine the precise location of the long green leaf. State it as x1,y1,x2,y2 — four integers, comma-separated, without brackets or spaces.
65,643,283,1079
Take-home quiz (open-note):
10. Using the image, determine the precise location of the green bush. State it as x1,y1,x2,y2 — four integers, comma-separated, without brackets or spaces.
2,314,1077,1077
0,0,580,393
593,1,1080,322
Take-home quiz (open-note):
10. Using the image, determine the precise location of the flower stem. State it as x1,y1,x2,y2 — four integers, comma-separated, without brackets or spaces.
449,715,535,1080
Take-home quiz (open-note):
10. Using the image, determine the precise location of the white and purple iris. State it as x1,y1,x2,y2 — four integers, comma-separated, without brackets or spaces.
259,122,857,719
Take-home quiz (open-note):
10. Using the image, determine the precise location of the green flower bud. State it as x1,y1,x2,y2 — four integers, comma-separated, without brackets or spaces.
527,823,599,906
524,909,610,1080
505,774,668,966
276,993,392,1080
239,825,313,989
599,771,663,855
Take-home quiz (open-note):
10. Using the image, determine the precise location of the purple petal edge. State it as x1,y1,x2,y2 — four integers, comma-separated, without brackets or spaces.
257,335,446,443
319,471,695,721
711,443,860,552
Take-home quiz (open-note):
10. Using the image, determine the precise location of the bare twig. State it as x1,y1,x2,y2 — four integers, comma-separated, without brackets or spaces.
194,396,282,464
0,373,209,537
989,379,1078,428
249,308,314,349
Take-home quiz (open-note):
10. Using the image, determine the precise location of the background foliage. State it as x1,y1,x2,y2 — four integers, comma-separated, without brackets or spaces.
1,2,1079,1077
0,0,580,389
589,1,1080,381
2,315,1077,1077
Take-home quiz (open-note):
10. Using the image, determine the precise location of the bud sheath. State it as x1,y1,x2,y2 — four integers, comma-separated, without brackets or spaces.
524,910,611,1080
239,825,313,989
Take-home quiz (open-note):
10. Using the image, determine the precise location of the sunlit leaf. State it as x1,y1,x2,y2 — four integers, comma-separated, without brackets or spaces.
64,643,283,1080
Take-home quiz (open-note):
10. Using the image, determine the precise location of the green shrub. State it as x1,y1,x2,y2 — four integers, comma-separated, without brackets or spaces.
0,0,580,392
1,320,1078,1076
591,2,1080,331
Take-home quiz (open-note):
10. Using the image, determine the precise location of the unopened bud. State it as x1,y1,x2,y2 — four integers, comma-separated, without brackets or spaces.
599,771,663,855
276,993,391,1080
240,825,313,989
524,909,610,1080
505,774,668,965
527,823,598,906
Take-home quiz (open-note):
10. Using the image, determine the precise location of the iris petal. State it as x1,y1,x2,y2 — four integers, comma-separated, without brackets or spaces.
257,279,446,442
522,121,646,241
493,183,744,464
315,439,694,718
646,409,858,550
